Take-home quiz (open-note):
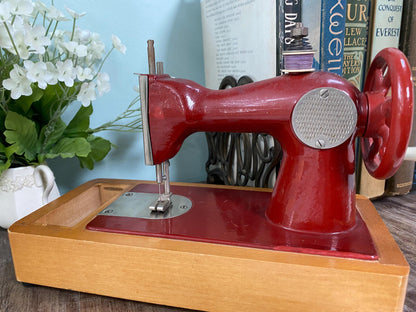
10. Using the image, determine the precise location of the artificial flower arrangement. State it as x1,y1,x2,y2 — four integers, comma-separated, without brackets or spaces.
0,0,140,173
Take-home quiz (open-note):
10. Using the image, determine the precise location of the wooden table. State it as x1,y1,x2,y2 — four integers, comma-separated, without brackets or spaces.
1,188,415,312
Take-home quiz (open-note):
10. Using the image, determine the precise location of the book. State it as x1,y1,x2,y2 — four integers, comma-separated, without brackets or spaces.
357,0,404,198
200,0,278,89
341,0,375,198
320,0,347,76
366,0,404,64
279,0,302,73
342,0,371,90
282,0,302,51
385,0,416,196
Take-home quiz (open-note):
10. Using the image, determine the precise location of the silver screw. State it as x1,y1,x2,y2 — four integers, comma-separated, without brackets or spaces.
316,139,325,148
320,89,329,99
179,205,188,210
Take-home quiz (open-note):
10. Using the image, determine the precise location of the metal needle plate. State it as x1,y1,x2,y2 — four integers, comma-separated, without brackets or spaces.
99,192,192,220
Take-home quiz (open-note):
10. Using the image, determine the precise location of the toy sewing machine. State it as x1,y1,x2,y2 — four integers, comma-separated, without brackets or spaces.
8,40,412,311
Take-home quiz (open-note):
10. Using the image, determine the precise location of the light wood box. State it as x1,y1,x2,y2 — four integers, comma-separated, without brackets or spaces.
8,179,409,312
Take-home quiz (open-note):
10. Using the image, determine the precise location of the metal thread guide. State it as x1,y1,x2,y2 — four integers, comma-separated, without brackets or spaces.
146,40,172,213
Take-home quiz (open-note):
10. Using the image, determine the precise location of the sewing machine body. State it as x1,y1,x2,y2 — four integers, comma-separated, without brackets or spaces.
8,47,413,311
142,72,363,234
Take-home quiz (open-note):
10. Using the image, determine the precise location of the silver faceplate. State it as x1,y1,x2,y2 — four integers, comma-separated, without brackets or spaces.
99,192,192,220
291,87,357,149
139,75,154,165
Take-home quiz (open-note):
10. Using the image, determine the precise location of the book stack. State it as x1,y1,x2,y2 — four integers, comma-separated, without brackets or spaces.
201,0,415,197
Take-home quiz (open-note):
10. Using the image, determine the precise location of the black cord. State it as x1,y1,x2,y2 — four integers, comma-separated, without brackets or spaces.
205,76,282,187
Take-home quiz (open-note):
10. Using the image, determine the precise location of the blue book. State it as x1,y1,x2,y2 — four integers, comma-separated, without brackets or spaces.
320,0,347,76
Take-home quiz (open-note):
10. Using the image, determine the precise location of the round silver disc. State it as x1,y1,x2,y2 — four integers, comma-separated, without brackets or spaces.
291,87,357,149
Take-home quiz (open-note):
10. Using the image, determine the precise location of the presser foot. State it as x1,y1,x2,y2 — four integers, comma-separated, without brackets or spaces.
148,194,173,213
150,161,173,213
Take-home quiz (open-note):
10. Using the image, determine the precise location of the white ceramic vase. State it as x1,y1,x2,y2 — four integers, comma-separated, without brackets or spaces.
0,165,60,229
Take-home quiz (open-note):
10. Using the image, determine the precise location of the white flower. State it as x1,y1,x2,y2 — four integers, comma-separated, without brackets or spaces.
33,0,48,15
74,28,91,44
51,29,66,51
96,72,110,96
76,66,93,81
24,24,51,54
9,15,25,33
86,32,105,62
0,24,12,49
77,82,96,107
3,64,32,99
24,60,52,89
47,6,68,21
0,2,11,23
56,59,76,87
111,35,126,54
7,0,34,16
62,41,88,57
45,62,58,85
65,7,86,19
87,40,105,62
8,31,29,59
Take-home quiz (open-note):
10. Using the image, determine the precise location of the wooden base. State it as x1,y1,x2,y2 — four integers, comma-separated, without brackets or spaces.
8,179,409,312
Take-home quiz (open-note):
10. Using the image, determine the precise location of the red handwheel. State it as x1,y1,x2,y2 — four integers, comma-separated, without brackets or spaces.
361,47,413,179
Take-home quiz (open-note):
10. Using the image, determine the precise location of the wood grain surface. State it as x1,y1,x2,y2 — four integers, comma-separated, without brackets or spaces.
1,190,415,312
373,192,416,312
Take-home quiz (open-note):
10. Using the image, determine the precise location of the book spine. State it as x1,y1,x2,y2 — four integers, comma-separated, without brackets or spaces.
320,0,347,76
367,0,404,62
343,0,375,198
282,0,302,50
278,0,302,72
386,0,416,195
342,0,370,90
385,162,415,195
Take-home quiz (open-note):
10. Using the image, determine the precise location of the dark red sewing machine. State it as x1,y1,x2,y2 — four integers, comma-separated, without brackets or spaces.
8,42,413,311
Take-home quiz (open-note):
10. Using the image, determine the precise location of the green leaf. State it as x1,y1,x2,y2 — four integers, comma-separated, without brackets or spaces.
89,136,111,161
9,86,44,114
39,118,67,151
78,136,112,170
0,142,7,172
4,111,39,161
0,109,6,133
0,159,11,173
44,137,91,159
78,155,94,170
0,144,21,173
33,83,78,123
64,105,93,137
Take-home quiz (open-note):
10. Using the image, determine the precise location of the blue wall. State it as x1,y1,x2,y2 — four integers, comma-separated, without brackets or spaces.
50,0,207,193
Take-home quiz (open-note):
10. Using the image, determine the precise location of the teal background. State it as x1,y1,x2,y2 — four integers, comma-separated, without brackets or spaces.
50,0,207,193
